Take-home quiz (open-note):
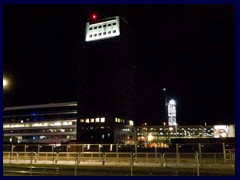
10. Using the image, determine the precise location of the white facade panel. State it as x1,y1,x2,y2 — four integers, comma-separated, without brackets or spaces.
85,16,120,42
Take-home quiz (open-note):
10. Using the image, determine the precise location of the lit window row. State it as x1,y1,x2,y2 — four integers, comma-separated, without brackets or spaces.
5,128,75,134
81,126,106,130
3,120,75,128
115,118,125,123
115,118,134,126
79,117,105,123
89,30,117,38
88,22,117,30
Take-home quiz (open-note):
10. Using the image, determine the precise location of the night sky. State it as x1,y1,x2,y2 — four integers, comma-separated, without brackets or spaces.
3,4,235,126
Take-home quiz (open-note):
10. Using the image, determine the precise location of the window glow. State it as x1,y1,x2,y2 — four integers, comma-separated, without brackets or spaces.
100,117,105,123
54,122,61,126
4,120,75,129
96,118,100,122
129,120,134,126
148,134,154,141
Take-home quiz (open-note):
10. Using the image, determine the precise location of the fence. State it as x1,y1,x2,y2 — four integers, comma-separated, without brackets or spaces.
3,143,235,176
3,151,235,176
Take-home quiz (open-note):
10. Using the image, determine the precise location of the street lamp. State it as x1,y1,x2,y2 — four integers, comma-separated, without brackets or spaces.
3,77,10,89
24,145,28,153
3,78,10,107
38,145,42,153
3,78,8,88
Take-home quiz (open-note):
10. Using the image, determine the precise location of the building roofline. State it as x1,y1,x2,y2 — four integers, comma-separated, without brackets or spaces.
4,102,77,111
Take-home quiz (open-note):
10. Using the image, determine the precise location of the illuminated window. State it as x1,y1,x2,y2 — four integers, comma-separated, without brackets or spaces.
80,119,84,123
90,118,94,123
115,118,118,122
129,120,134,126
96,118,100,122
101,117,105,123
85,119,89,123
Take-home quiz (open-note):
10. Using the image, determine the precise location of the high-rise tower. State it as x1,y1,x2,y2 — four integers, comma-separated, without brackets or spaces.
77,15,136,144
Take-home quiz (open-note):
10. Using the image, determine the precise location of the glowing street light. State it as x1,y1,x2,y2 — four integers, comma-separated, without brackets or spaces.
3,78,8,88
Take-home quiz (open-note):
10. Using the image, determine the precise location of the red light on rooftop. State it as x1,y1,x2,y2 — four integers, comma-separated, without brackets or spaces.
91,13,97,20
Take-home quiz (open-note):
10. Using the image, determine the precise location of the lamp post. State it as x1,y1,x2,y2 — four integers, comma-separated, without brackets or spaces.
163,88,168,123
24,145,28,153
38,145,42,153
10,145,15,163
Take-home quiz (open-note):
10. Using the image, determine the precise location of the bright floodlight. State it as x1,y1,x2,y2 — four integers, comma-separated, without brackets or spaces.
169,99,176,105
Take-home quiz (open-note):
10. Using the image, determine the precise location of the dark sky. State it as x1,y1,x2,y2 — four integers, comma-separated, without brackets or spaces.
3,4,235,126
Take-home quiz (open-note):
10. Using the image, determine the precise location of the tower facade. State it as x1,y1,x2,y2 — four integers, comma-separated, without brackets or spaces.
168,99,177,126
77,16,136,144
